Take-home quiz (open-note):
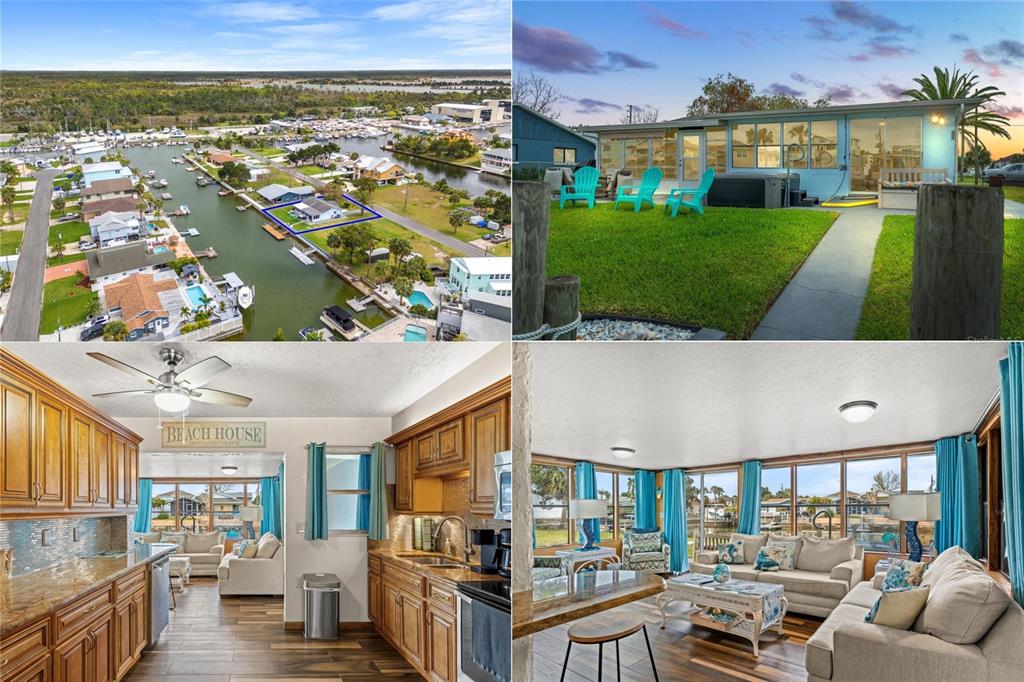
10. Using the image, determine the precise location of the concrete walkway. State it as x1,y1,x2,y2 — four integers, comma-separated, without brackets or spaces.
1004,198,1024,219
752,205,912,340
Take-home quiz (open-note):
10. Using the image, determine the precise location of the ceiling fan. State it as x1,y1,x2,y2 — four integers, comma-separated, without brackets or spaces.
87,348,252,412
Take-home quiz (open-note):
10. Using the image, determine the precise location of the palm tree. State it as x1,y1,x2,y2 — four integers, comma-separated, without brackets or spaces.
49,236,65,261
102,320,129,341
393,276,413,306
902,66,1010,181
86,299,102,319
1,186,15,223
388,237,412,264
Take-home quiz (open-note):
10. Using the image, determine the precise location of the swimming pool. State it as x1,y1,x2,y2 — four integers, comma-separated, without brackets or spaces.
407,291,434,309
185,285,208,308
153,245,169,254
403,325,428,342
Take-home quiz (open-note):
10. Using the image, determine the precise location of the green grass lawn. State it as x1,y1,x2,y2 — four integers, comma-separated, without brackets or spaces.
4,205,29,224
248,145,286,158
46,252,87,267
547,203,838,338
49,221,91,243
856,216,1022,339
40,273,97,334
268,206,311,231
305,217,459,278
374,184,484,241
1,229,24,256
533,528,571,548
958,177,1024,204
295,164,328,176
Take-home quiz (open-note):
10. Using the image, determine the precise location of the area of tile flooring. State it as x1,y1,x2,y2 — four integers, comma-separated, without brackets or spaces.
123,579,420,682
532,596,822,682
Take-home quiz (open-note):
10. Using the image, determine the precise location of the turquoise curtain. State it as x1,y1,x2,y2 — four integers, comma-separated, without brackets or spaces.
356,453,371,531
305,442,328,540
260,463,282,539
738,460,762,535
574,462,600,544
367,443,390,541
934,434,980,557
634,470,657,531
133,479,153,533
1000,342,1023,604
663,469,688,573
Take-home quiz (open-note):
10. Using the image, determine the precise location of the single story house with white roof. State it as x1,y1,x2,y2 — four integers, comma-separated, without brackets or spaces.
257,184,315,205
293,198,345,223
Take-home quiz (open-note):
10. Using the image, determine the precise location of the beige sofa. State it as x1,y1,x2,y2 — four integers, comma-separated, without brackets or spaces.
693,534,864,617
806,546,1022,681
218,533,284,596
137,531,226,577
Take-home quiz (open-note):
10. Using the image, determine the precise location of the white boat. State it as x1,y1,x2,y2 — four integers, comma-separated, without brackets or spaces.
237,286,254,309
171,157,182,164
147,170,156,177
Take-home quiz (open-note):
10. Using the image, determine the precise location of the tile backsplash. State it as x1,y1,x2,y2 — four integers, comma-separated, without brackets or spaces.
0,516,129,578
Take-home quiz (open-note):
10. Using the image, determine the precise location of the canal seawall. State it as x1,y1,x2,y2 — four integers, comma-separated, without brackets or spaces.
385,146,509,179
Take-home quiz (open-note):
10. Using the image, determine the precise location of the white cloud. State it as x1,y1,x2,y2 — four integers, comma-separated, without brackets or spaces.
205,2,319,23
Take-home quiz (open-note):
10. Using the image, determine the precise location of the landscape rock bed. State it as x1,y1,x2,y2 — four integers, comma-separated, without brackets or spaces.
577,317,696,341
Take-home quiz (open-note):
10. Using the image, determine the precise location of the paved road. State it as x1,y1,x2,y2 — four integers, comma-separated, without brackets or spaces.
234,148,485,257
2,169,57,341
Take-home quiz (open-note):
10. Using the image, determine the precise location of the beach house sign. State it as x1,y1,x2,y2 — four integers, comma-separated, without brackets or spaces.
161,422,267,449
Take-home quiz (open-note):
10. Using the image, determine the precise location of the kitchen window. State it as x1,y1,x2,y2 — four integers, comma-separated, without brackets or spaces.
326,453,371,533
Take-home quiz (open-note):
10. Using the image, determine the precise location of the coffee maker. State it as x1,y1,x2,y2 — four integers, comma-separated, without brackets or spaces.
495,527,511,578
471,528,511,576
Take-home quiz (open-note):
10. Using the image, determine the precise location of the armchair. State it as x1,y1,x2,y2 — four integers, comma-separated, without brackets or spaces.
622,530,670,573
532,556,566,583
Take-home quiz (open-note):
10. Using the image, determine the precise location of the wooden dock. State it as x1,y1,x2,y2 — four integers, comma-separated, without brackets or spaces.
195,247,218,258
262,223,286,240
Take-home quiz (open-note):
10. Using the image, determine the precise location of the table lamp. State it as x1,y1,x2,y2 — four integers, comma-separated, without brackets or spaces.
888,492,940,561
569,499,607,552
240,506,260,539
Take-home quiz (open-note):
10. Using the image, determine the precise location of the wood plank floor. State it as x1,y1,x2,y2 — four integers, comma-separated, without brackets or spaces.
124,579,422,682
532,596,822,682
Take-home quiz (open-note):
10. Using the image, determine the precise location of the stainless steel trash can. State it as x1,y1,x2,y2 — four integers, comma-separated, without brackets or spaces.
302,573,340,639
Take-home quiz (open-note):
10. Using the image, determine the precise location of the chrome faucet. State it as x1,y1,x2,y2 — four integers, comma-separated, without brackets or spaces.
432,516,474,563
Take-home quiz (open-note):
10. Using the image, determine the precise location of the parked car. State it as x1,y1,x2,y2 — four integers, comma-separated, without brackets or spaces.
88,314,110,326
983,163,1024,182
79,241,97,251
59,213,80,222
79,322,105,341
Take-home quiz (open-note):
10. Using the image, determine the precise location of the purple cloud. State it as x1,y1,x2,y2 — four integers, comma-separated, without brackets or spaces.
730,27,755,48
850,36,915,61
949,33,969,43
876,82,910,99
567,97,622,115
830,1,910,33
964,48,1004,77
791,72,826,88
766,83,805,97
803,16,844,41
983,39,1024,65
647,10,709,40
986,103,1024,118
513,21,657,74
823,84,863,103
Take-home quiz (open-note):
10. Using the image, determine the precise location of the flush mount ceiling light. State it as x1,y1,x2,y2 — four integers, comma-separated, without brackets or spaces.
221,465,239,475
839,400,878,423
153,387,190,413
611,447,636,460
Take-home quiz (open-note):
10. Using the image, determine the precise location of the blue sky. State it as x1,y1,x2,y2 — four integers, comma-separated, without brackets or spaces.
1,0,511,71
514,0,1023,157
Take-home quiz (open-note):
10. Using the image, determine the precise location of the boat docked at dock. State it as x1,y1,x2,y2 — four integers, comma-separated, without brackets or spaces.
320,305,367,341
235,205,247,212
217,189,231,197
299,326,334,341
147,170,156,177
170,205,190,216
196,176,209,186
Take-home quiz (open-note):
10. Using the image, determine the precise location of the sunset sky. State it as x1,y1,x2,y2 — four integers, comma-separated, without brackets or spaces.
514,0,1023,160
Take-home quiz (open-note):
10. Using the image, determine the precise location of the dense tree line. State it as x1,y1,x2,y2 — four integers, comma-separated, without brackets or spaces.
391,133,477,161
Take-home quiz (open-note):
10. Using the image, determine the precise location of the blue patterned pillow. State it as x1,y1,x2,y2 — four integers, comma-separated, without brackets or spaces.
754,546,781,571
718,540,744,564
882,566,911,592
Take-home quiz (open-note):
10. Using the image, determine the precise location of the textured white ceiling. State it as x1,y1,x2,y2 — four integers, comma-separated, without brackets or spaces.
141,451,284,478
530,342,1006,468
6,342,500,419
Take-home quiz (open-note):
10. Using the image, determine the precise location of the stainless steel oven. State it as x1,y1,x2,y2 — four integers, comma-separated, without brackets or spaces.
457,581,510,682
494,450,511,521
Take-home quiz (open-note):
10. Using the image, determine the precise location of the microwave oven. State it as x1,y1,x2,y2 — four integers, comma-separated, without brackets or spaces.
493,450,511,521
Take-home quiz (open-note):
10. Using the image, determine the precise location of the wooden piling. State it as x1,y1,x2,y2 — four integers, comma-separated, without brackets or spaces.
512,181,549,336
542,275,580,340
910,184,1003,339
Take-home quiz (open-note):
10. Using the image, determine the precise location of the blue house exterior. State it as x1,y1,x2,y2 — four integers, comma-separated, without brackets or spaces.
81,161,131,188
512,104,596,171
582,98,982,200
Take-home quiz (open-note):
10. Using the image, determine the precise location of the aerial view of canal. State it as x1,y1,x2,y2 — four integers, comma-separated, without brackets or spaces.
121,146,390,341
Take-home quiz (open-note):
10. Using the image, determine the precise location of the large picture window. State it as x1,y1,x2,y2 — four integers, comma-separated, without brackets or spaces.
760,466,792,534
811,120,838,168
532,463,570,547
150,480,261,539
594,470,614,537
796,462,842,538
685,470,738,556
706,127,727,173
731,124,755,168
845,457,901,551
617,473,636,535
784,122,810,168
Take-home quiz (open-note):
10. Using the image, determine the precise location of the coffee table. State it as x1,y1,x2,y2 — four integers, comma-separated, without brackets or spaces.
554,547,617,574
168,556,191,609
655,573,787,656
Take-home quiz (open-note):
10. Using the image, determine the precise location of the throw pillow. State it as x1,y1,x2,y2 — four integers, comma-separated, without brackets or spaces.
892,559,926,587
914,560,1011,644
183,531,222,554
754,546,783,571
796,536,855,572
882,566,912,591
865,586,931,629
768,534,804,564
255,533,281,559
239,542,259,559
718,540,744,564
729,533,766,564
765,540,798,570
630,531,663,553
160,531,184,548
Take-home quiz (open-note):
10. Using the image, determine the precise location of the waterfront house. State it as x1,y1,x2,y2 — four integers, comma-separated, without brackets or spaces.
207,151,236,165
481,147,512,174
293,198,345,224
81,177,137,202
257,183,315,205
89,210,142,247
86,241,175,287
448,256,512,297
82,196,139,220
430,102,502,124
249,167,271,182
580,98,981,200
102,272,181,339
512,104,596,172
354,156,405,184
82,160,131,188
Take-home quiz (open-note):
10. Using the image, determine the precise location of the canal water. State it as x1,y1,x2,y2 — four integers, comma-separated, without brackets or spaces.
121,146,389,341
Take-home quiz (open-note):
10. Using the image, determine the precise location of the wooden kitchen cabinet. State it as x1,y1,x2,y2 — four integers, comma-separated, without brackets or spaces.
397,591,425,671
125,445,138,507
90,426,110,508
426,606,458,682
0,618,51,682
414,420,466,475
34,393,67,508
113,588,145,680
69,415,92,509
468,399,507,516
53,610,111,682
4,654,50,682
415,432,435,470
381,583,402,643
394,442,413,512
1,377,35,506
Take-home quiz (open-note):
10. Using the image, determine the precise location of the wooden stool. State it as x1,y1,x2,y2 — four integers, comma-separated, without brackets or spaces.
561,612,659,682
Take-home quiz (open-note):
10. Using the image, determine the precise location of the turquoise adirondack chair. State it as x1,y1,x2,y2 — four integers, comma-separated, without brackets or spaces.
559,166,598,209
614,167,663,212
664,168,716,217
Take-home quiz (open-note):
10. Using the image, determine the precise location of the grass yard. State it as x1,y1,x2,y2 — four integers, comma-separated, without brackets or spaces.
856,216,1022,339
295,164,328,176
245,168,303,191
546,203,838,338
47,252,87,267
267,206,312,231
1,229,24,256
305,217,459,278
372,184,497,245
49,221,91,243
4,205,29,224
959,177,1024,204
248,145,287,158
39,273,97,334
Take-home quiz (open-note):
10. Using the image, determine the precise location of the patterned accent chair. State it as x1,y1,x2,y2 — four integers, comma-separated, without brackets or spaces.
532,556,567,583
622,529,670,573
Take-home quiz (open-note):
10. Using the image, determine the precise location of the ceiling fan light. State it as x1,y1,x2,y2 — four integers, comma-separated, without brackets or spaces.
611,447,636,460
154,389,190,413
221,465,239,475
839,400,878,423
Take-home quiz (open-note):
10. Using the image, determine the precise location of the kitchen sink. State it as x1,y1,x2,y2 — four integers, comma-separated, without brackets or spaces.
402,556,465,567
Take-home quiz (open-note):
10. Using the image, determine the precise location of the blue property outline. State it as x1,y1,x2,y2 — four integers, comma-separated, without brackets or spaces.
260,193,383,235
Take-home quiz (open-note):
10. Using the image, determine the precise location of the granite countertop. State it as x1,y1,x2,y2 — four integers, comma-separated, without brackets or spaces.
0,543,176,638
512,570,666,639
370,548,507,585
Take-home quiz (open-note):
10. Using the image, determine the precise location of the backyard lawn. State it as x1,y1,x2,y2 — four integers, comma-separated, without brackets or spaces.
546,204,838,338
373,184,503,247
1,229,23,256
47,252,87,267
49,220,91,243
39,273,97,334
959,177,1024,204
295,164,328,176
856,216,1022,339
248,145,286,158
305,218,458,278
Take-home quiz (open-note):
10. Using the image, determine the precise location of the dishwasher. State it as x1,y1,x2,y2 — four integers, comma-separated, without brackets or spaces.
147,556,170,649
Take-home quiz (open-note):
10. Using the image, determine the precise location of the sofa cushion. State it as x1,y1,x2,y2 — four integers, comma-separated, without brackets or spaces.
768,534,804,564
134,531,162,544
920,546,984,589
256,533,281,559
160,531,185,547
865,586,930,630
765,540,798,570
184,531,222,554
797,536,855,573
805,603,870,679
754,546,782,571
217,555,233,580
756,569,850,601
629,531,663,553
179,552,220,565
729,533,766,564
718,540,745,564
915,560,1010,644
844,581,883,609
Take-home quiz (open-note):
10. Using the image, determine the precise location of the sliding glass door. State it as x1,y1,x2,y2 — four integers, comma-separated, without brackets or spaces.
850,117,922,192
685,470,738,558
